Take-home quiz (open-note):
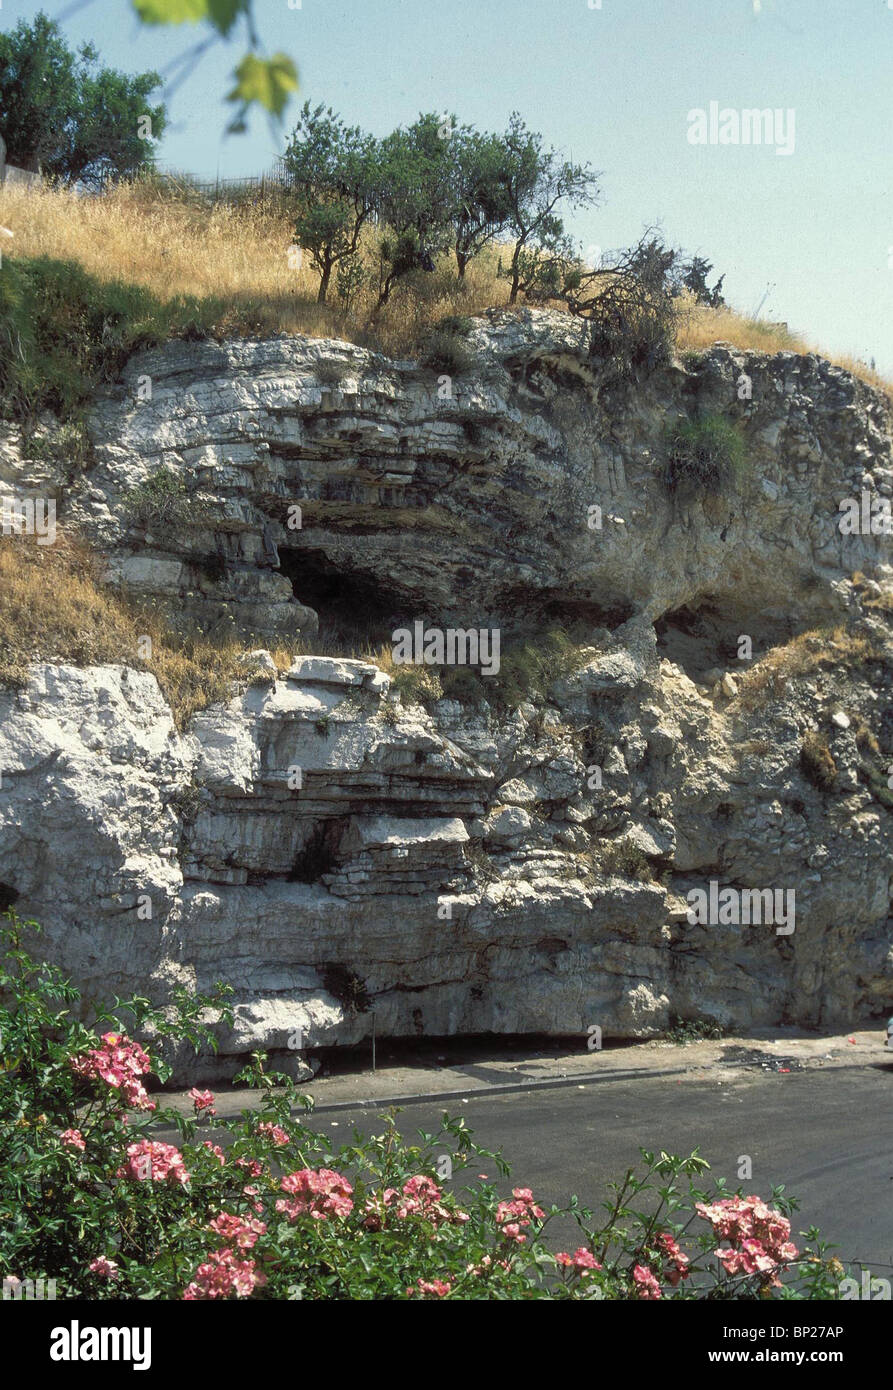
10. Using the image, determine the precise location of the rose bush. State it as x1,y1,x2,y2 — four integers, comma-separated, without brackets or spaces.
0,913,846,1300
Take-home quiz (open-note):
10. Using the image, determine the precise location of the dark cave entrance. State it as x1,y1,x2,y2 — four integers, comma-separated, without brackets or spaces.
287,820,346,884
0,883,19,913
276,548,409,648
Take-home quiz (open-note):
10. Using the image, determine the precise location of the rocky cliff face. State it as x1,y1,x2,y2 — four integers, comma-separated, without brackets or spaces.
1,310,891,1079
64,308,893,642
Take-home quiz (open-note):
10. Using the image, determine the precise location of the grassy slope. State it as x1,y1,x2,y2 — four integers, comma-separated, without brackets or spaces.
2,179,889,391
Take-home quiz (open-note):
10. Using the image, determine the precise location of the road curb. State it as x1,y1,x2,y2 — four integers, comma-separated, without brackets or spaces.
263,1052,886,1114
151,1062,697,1134
300,1062,698,1112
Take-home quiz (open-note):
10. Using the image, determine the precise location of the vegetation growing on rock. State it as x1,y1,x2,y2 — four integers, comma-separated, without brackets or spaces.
663,413,747,501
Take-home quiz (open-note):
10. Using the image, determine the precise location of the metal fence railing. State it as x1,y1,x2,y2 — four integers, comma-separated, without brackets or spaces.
91,157,297,200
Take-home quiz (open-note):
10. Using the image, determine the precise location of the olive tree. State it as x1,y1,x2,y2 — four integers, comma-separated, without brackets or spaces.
496,112,600,305
372,113,458,310
282,102,378,305
0,13,166,188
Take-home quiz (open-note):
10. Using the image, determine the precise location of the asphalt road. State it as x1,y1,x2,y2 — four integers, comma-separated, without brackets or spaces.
314,1058,893,1272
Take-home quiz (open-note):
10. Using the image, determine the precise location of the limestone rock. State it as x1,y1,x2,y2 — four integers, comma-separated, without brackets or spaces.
484,805,534,846
58,312,892,645
3,311,892,1078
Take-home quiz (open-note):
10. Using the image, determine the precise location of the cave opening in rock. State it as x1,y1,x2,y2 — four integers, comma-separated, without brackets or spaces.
287,819,345,884
539,593,635,630
0,883,19,913
655,602,801,684
491,584,634,638
276,548,410,649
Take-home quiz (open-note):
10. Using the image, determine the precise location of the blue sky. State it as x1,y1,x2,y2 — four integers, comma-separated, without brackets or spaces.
6,0,893,371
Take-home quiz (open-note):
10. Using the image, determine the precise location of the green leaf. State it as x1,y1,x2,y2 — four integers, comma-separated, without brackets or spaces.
132,0,210,24
227,52,298,117
206,0,245,34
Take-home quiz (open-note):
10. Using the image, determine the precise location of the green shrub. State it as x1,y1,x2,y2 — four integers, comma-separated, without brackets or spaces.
491,627,588,710
378,698,401,726
438,664,486,704
398,628,590,713
124,468,201,533
420,327,477,377
0,912,848,1300
169,779,203,824
800,730,837,792
20,416,92,474
667,1016,725,1044
663,413,747,501
0,255,216,429
463,840,502,884
320,963,371,1017
860,759,893,809
435,314,474,338
600,838,653,881
389,664,444,706
315,359,349,386
0,255,36,409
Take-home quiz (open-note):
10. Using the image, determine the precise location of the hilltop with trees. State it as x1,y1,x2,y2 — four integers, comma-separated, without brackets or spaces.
0,15,885,436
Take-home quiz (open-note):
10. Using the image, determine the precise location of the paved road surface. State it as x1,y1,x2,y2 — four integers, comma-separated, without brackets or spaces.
314,1060,893,1270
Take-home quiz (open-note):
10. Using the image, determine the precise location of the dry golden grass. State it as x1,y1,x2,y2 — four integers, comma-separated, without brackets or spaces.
676,294,803,355
852,714,881,755
4,179,888,387
0,180,510,358
852,570,893,614
0,180,314,317
0,527,414,725
734,625,885,711
676,294,891,395
0,531,246,727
